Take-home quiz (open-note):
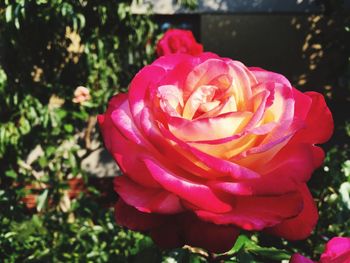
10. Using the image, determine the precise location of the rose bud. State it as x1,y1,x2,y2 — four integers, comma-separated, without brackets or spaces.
156,29,203,57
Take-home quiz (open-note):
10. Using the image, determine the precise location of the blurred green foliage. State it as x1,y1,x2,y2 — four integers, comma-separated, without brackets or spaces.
0,0,160,262
0,0,349,262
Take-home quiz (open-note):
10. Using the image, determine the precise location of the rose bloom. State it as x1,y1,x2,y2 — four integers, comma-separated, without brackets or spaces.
156,29,203,57
99,53,333,253
290,237,350,263
72,86,91,103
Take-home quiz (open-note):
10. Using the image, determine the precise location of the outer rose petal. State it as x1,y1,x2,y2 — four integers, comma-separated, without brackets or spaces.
266,184,318,240
152,52,218,73
116,199,239,253
114,176,184,214
152,53,194,72
257,143,325,189
150,220,184,249
249,67,292,88
143,157,232,213
111,97,149,146
293,91,333,144
208,145,324,197
128,65,167,127
181,213,239,253
289,254,315,263
320,237,350,263
195,191,303,230
292,88,312,122
98,95,160,188
151,213,240,253
115,199,165,231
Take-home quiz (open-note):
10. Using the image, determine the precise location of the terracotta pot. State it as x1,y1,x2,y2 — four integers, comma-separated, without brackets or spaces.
22,178,85,211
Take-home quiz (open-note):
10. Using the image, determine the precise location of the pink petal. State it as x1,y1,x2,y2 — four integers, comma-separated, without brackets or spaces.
234,118,304,169
156,84,184,117
98,93,128,149
156,56,199,89
209,144,323,196
143,157,232,213
183,84,218,119
260,83,295,141
226,60,256,110
292,88,312,122
289,254,315,263
261,143,325,183
152,53,194,71
184,58,232,101
159,123,260,180
249,67,292,88
198,96,237,118
128,65,167,128
293,91,333,144
168,111,252,141
140,107,219,179
233,127,294,168
99,108,160,188
114,176,184,214
195,191,303,230
152,51,217,73
244,88,274,130
320,237,350,263
265,184,318,240
111,96,149,146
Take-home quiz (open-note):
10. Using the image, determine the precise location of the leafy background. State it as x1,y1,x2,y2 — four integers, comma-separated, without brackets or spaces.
0,0,349,262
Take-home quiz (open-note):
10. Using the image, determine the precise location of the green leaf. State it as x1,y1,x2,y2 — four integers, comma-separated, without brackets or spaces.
38,156,48,168
64,124,74,133
342,160,350,177
45,146,56,156
229,234,251,254
246,246,291,261
5,169,17,179
76,13,86,29
19,116,31,134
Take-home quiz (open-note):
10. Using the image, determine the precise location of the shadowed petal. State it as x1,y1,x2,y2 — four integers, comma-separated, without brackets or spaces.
265,184,318,240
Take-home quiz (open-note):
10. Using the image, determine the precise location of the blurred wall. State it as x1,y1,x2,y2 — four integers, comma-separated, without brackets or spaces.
201,15,307,86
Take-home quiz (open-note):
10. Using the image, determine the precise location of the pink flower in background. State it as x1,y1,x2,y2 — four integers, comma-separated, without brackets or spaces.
156,29,203,57
99,53,333,252
72,86,91,103
290,237,350,263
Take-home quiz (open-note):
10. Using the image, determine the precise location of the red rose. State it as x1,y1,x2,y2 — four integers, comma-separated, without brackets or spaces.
156,29,203,57
99,53,333,252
